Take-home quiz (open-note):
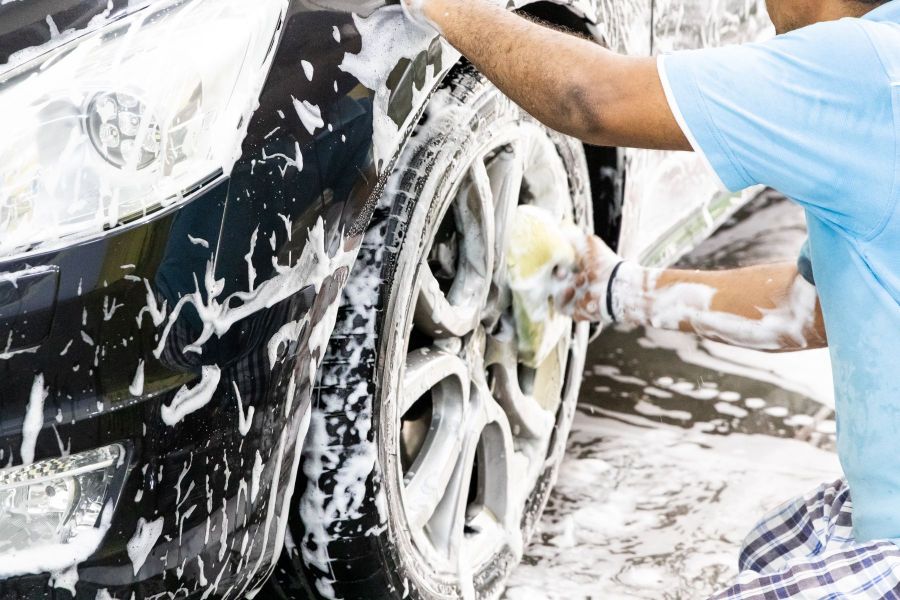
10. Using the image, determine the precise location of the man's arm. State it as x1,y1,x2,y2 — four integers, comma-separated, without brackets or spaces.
559,235,827,352
411,0,690,150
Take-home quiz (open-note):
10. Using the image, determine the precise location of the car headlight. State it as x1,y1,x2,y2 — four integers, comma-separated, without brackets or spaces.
0,444,128,576
0,0,286,258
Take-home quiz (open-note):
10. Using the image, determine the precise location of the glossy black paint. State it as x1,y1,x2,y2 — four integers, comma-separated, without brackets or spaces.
0,266,59,353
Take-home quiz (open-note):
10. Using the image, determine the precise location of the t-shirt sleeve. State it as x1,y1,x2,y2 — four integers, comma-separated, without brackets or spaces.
657,19,894,237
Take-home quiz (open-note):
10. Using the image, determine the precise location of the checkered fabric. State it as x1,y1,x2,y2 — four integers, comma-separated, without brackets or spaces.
710,479,900,599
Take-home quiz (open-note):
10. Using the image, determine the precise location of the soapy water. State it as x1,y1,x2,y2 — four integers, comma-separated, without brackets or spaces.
505,410,839,599
506,192,840,597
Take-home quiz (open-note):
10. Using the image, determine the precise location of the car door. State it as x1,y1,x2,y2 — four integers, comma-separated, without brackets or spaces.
617,0,771,265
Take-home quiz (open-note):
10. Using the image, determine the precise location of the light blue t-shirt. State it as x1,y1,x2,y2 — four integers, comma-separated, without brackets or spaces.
660,2,900,542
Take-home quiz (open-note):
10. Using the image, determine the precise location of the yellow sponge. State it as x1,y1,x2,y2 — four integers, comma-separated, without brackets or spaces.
506,205,580,368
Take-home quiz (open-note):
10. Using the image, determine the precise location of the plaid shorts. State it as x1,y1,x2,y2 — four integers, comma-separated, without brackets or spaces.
710,478,900,599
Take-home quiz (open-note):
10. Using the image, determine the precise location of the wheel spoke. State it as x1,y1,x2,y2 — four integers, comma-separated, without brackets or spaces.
482,145,525,327
415,265,481,338
414,160,497,338
471,377,516,529
486,144,524,282
423,432,476,560
454,160,495,298
402,349,469,530
466,160,496,256
457,376,521,566
405,429,469,534
401,348,469,415
423,376,515,561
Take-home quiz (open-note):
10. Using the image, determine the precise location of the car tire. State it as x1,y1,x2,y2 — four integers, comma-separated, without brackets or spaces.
268,64,592,600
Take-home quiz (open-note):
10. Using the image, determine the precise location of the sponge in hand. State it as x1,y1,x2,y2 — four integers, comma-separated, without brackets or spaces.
506,205,581,368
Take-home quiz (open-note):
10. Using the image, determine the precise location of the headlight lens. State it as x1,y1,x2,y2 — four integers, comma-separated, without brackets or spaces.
86,91,164,169
0,444,128,576
0,0,286,258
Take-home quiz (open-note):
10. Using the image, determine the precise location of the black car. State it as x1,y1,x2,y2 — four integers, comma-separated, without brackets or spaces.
0,0,767,598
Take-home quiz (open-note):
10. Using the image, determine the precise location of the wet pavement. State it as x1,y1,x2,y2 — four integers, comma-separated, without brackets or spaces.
505,191,843,599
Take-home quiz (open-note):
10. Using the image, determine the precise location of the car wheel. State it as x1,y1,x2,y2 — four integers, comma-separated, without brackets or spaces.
269,65,592,600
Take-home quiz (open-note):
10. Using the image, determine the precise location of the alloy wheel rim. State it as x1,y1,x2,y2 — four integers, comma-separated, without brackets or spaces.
394,125,578,577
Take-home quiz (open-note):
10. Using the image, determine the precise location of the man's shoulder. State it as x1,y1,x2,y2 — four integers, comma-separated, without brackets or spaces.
853,16,900,80
768,17,875,55
748,18,894,98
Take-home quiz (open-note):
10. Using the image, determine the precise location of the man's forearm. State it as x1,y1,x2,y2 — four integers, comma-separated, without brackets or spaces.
420,0,689,150
610,262,827,351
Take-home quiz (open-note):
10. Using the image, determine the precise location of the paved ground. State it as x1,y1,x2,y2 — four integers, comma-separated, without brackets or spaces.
505,191,843,599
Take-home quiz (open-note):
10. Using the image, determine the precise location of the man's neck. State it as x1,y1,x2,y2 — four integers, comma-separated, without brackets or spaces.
780,0,887,32
821,0,888,21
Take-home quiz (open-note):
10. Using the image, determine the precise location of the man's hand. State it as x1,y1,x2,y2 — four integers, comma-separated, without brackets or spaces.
556,233,624,323
400,0,690,150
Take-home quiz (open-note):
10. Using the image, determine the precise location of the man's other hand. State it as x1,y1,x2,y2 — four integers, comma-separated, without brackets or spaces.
556,233,623,323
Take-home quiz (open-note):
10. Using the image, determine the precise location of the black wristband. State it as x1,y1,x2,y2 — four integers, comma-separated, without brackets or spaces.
606,261,625,323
